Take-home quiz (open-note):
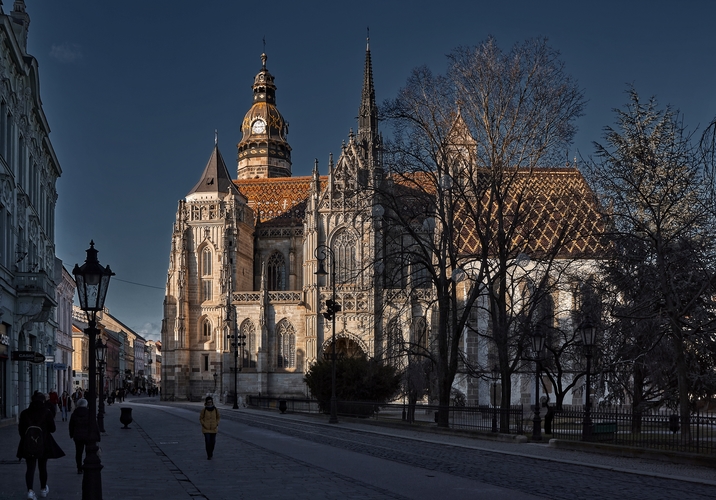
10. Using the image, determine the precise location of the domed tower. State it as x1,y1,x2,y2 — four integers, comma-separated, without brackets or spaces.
237,53,292,179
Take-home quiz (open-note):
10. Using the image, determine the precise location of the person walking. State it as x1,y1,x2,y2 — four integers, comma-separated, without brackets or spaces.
199,396,220,460
68,398,90,474
17,392,65,499
60,391,72,422
48,390,59,419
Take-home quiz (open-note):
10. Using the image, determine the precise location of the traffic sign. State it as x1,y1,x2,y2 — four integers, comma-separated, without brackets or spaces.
11,351,46,363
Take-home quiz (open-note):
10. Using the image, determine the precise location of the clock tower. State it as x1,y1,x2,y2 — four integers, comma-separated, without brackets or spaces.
237,53,292,179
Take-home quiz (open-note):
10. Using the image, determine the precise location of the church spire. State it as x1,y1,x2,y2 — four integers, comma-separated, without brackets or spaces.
357,30,378,147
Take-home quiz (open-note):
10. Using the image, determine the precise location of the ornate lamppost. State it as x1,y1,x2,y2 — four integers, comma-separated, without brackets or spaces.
531,324,545,441
578,319,597,441
491,364,499,433
315,244,340,424
225,298,245,409
96,338,108,433
73,241,114,500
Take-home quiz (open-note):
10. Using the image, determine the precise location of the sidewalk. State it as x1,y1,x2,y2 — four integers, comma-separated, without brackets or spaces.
0,396,189,500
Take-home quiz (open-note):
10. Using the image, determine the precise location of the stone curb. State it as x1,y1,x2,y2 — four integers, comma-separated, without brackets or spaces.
548,438,716,469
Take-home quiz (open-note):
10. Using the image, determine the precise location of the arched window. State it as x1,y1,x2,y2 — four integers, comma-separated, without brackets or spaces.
385,318,403,367
240,319,257,368
201,247,213,301
202,247,212,276
267,252,286,291
333,230,356,285
202,319,212,340
276,319,296,369
411,317,428,354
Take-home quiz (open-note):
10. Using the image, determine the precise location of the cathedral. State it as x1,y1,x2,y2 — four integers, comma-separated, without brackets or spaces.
161,43,385,401
160,42,603,408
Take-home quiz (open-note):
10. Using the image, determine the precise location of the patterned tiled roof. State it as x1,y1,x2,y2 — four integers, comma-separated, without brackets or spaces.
234,176,325,226
461,167,605,258
387,167,605,259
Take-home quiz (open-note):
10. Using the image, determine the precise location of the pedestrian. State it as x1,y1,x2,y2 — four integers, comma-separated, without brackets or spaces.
68,398,91,474
60,391,72,422
199,396,220,460
17,391,65,499
48,390,59,418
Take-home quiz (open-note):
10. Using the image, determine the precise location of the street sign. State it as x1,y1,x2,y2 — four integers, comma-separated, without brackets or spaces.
11,351,46,363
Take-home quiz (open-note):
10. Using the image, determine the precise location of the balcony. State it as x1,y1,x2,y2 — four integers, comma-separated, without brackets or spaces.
15,270,57,322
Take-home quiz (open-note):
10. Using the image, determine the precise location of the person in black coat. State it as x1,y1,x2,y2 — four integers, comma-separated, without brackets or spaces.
68,398,91,474
17,391,65,499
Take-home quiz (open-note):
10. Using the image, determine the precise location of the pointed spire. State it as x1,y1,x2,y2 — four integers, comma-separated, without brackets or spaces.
187,140,238,196
358,32,378,149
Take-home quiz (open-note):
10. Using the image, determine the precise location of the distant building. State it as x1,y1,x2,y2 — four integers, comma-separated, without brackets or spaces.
0,1,62,420
72,305,146,392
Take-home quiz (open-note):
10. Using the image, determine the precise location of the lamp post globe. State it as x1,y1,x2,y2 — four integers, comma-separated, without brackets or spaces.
73,241,114,500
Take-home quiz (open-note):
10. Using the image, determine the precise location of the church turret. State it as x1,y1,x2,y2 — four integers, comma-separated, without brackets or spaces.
10,1,30,52
237,53,292,179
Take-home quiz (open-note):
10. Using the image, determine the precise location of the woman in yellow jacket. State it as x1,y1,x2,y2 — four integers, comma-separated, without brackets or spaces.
199,396,220,459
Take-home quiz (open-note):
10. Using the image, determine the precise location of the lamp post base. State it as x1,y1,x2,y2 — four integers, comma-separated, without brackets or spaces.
329,396,338,424
82,440,103,500
532,407,542,441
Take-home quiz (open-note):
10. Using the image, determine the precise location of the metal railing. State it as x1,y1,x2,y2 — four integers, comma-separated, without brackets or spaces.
550,406,716,454
246,396,524,433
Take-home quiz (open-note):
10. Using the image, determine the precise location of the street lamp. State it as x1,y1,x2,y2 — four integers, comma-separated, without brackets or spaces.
315,244,340,424
225,300,246,410
531,324,545,441
96,338,108,433
578,318,597,441
491,364,499,433
73,241,114,500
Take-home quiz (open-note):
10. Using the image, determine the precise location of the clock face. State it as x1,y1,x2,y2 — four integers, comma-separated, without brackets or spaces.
252,119,266,134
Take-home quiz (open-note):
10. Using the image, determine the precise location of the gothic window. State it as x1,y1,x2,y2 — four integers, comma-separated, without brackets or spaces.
385,319,403,367
411,258,431,289
202,247,212,276
333,230,357,285
240,319,257,368
276,319,296,369
267,251,286,291
201,247,212,301
410,317,428,354
202,319,212,340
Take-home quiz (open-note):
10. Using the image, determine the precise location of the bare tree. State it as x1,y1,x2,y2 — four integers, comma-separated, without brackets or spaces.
380,37,588,429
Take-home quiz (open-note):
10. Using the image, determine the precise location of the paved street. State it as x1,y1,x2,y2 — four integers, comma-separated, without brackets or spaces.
1,397,715,499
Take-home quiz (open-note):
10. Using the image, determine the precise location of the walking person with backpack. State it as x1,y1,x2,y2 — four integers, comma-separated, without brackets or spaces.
199,396,220,459
17,391,65,499
68,398,90,475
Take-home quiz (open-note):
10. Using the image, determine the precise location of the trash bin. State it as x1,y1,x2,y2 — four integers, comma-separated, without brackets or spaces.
120,407,133,429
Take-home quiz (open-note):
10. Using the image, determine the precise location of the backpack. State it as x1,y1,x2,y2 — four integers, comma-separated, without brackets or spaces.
23,424,44,459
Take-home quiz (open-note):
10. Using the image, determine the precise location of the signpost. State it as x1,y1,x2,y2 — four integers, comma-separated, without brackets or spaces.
11,351,45,363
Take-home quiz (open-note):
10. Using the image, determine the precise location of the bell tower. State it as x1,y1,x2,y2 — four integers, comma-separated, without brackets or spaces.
237,53,292,179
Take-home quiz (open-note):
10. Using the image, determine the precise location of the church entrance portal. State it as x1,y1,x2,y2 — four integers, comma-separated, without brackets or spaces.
323,336,364,360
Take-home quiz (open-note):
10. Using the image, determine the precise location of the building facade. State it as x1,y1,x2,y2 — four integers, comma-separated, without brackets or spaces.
0,1,62,421
161,44,602,407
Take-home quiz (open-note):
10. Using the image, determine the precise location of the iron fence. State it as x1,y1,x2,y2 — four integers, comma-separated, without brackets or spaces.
246,396,524,433
550,406,716,454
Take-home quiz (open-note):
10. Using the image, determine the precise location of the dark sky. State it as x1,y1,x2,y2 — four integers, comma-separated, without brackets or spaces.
24,1,716,340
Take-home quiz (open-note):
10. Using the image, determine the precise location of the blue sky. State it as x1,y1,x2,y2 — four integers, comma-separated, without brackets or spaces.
23,1,716,341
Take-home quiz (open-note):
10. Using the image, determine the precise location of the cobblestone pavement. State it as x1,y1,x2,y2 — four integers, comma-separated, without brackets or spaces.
209,408,716,500
0,397,714,500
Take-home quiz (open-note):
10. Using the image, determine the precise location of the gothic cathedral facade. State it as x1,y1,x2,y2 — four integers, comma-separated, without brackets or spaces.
161,45,388,401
